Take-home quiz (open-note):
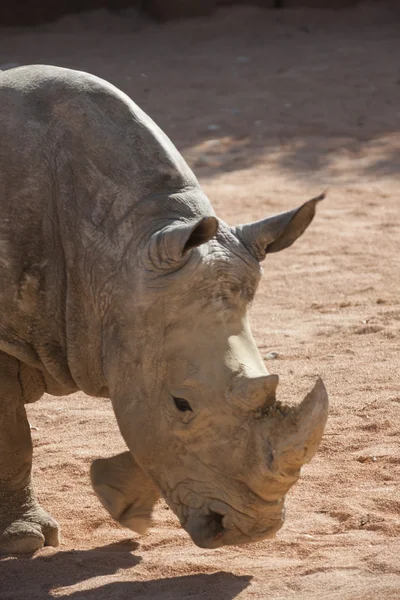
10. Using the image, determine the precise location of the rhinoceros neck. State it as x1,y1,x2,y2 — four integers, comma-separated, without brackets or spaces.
0,65,213,397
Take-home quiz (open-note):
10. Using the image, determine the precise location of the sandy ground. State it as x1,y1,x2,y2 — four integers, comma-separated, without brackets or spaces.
1,2,400,599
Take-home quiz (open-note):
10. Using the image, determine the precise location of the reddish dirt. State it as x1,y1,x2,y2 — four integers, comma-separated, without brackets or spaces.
1,2,399,599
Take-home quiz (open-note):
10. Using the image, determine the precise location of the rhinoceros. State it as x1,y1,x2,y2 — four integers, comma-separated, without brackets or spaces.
0,65,328,554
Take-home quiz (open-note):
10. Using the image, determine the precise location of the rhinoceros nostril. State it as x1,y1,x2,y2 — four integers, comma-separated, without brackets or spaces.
207,510,224,538
185,510,226,548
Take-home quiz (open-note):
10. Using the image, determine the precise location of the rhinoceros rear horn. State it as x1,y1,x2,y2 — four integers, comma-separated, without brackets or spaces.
234,192,325,262
147,216,218,270
230,374,279,410
273,378,329,475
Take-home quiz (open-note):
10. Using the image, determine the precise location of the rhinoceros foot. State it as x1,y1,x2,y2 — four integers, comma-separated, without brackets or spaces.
0,483,59,554
90,452,160,536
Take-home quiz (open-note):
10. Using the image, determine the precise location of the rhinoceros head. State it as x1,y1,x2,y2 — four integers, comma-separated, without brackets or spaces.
107,193,328,548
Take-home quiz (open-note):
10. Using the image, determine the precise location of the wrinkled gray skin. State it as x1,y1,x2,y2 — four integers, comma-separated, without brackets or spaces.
0,65,328,554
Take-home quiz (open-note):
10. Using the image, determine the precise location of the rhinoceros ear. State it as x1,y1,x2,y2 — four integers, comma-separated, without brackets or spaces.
182,216,219,254
147,216,219,270
234,192,325,262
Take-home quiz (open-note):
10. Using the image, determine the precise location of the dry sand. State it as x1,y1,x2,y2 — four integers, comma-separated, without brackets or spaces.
0,2,399,598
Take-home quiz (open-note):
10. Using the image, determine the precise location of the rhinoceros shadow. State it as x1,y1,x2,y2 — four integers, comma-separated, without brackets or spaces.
62,572,251,600
0,539,251,600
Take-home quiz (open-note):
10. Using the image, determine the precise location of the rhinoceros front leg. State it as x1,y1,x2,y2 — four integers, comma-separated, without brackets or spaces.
90,451,160,535
0,353,59,554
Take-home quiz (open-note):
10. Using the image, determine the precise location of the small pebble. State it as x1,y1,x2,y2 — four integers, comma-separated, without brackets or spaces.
357,455,377,463
265,351,279,360
205,139,221,147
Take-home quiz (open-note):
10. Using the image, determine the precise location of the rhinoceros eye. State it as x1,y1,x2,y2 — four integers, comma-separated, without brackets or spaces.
173,397,193,412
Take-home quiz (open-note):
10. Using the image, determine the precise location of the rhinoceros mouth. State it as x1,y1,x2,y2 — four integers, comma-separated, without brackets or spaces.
183,506,283,548
167,489,285,548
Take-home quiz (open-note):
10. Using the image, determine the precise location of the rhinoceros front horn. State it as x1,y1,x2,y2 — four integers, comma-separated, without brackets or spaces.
273,378,329,475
